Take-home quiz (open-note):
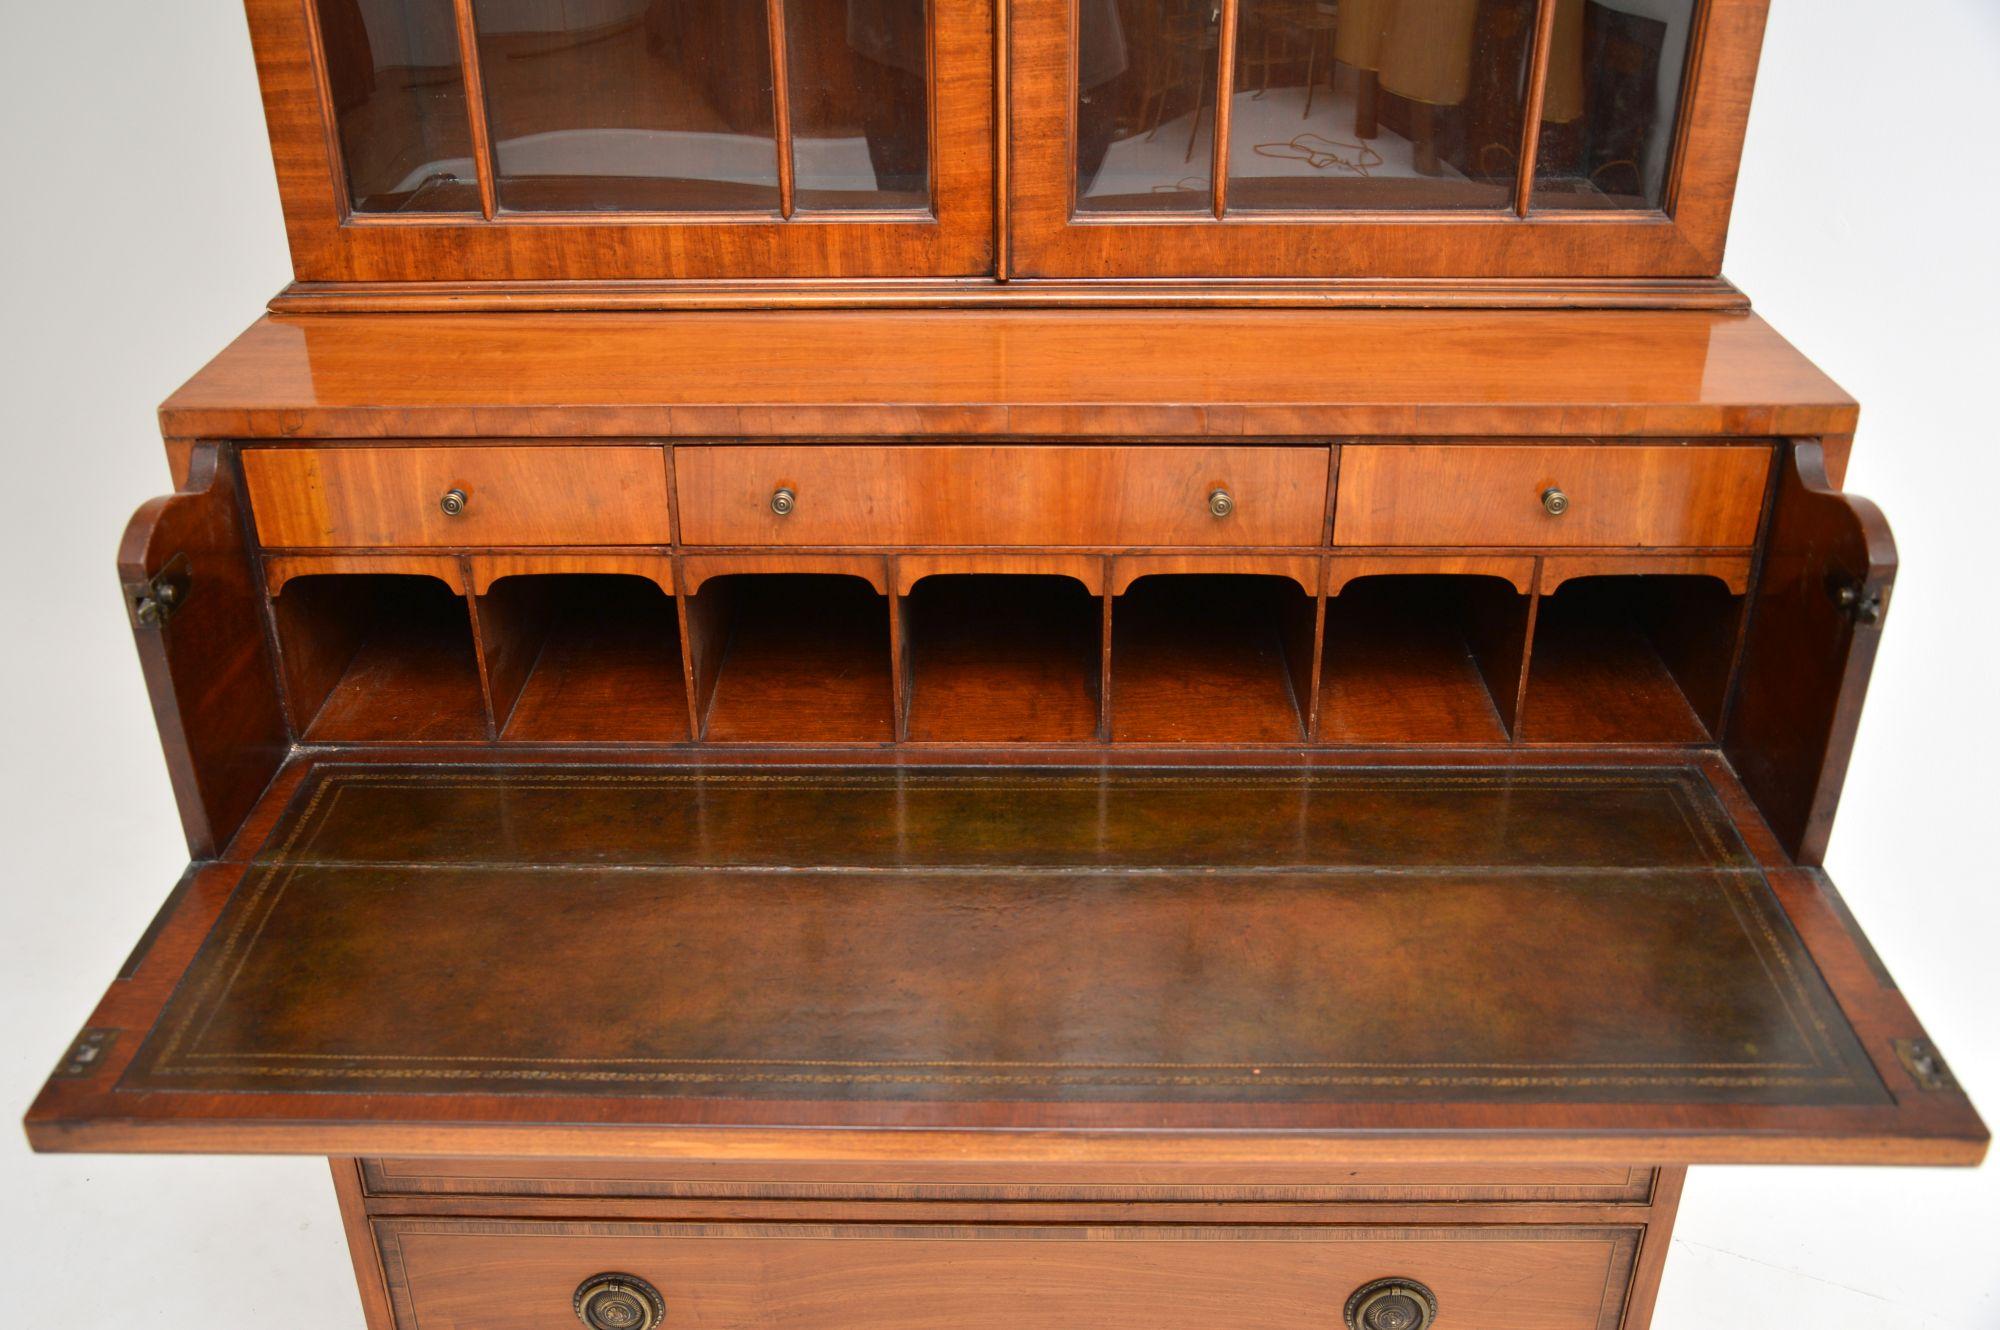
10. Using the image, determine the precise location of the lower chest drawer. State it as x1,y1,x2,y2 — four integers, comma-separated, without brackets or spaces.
374,1218,1641,1330
674,445,1331,546
242,445,674,547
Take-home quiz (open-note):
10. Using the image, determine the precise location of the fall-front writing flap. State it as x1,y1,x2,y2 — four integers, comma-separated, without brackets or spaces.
28,759,1984,1164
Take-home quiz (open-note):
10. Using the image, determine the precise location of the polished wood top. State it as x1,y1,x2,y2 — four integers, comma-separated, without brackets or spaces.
159,310,1857,441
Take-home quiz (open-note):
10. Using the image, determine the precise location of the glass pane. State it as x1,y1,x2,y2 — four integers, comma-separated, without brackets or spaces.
1531,0,1696,210
472,0,778,213
786,0,930,211
315,0,479,213
1075,0,1218,214
1227,0,1533,211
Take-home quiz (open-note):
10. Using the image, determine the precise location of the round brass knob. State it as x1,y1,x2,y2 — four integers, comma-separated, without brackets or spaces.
439,488,468,517
1541,486,1570,516
574,1273,665,1330
770,486,797,516
1208,488,1234,519
1345,1278,1438,1330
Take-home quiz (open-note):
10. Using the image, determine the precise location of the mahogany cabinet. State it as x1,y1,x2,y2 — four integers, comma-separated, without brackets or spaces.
25,3,1985,1330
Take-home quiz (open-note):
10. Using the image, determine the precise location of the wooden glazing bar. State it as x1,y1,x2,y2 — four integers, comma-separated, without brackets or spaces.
1211,0,1242,219
994,0,1010,276
1513,0,1562,217
766,0,797,219
449,0,499,220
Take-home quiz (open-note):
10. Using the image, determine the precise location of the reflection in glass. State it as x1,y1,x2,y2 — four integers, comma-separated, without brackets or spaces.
1532,0,1696,210
472,0,778,213
786,0,931,210
1074,0,1217,214
1227,0,1533,211
315,0,478,213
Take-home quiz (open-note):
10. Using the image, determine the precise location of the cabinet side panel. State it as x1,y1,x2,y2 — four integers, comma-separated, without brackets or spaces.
119,443,288,857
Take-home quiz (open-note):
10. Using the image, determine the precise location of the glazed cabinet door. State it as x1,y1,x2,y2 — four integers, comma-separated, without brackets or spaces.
255,0,994,281
1007,0,1766,278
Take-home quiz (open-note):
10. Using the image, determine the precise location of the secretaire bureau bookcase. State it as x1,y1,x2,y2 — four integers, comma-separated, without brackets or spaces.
27,1,1986,1328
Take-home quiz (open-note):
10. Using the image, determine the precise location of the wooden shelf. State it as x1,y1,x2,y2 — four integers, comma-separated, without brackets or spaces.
697,575,895,744
489,576,689,745
1521,577,1740,745
1112,576,1311,744
904,576,1100,743
1320,578,1519,745
278,574,488,744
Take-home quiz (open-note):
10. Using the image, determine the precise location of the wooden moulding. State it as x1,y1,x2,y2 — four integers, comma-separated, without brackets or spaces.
469,553,675,598
269,277,1754,314
266,554,467,597
1538,554,1754,597
894,554,1105,598
1328,555,1536,597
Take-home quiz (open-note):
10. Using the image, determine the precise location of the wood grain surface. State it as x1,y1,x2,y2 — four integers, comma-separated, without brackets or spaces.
1334,445,1771,548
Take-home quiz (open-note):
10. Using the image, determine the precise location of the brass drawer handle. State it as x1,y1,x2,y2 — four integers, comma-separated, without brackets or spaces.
574,1273,665,1330
1541,486,1570,516
1345,1277,1438,1330
770,486,797,516
1208,488,1234,519
439,488,468,517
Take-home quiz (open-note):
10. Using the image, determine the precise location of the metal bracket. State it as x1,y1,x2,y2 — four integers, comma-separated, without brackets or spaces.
1829,576,1884,626
1894,1038,1957,1093
130,552,191,627
52,1028,119,1079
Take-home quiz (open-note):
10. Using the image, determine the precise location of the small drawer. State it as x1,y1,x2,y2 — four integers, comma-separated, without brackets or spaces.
375,1217,1641,1330
242,445,673,548
674,446,1329,547
1333,444,1770,548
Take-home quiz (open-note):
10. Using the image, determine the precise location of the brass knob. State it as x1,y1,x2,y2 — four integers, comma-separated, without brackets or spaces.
1345,1278,1438,1330
1541,486,1569,516
574,1273,664,1330
1208,488,1234,519
770,486,797,516
439,488,468,517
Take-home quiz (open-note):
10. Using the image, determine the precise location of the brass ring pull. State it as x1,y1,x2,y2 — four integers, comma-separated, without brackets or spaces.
770,486,797,516
1541,486,1570,516
439,488,468,517
1208,488,1234,519
1345,1277,1438,1330
574,1273,665,1330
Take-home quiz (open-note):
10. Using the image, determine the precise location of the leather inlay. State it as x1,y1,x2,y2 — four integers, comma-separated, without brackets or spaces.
125,765,1884,1106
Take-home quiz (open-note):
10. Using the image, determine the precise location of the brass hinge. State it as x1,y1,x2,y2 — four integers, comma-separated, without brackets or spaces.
51,1028,118,1079
1894,1038,1957,1093
1829,576,1884,626
129,552,191,627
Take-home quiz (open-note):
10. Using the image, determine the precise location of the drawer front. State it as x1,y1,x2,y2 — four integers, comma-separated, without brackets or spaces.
363,1158,1654,1204
377,1219,1639,1330
675,446,1330,547
1333,444,1769,548
242,446,674,547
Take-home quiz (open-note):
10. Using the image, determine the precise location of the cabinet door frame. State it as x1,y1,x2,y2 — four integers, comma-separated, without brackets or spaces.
249,0,995,282
1006,0,1764,279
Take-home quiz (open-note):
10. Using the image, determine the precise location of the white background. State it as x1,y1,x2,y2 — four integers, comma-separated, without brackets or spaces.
1,1,1995,1325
